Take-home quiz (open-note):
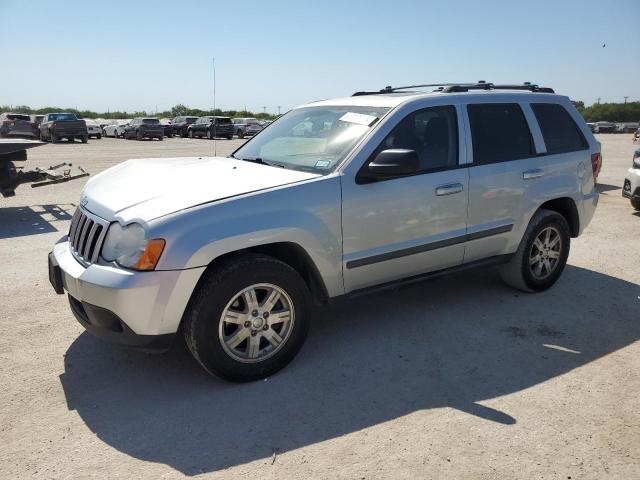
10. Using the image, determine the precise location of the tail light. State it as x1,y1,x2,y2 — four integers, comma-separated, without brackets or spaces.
590,152,601,182
2,120,13,125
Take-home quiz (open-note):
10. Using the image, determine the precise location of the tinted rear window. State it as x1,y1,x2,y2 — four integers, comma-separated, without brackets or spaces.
7,114,31,121
215,118,231,124
468,103,534,164
142,119,160,124
531,103,587,153
49,113,78,121
186,117,198,122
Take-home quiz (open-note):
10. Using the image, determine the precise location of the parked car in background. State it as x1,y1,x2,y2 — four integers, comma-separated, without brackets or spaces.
586,122,596,133
160,119,173,138
594,121,615,133
48,82,600,381
621,122,639,133
232,117,262,138
171,116,199,137
39,113,88,143
30,114,44,126
83,119,102,139
103,120,129,138
0,113,38,138
188,116,234,139
634,128,640,143
123,118,163,140
260,120,273,128
623,148,640,210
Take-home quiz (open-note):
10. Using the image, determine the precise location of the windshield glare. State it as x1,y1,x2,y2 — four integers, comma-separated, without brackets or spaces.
233,106,389,172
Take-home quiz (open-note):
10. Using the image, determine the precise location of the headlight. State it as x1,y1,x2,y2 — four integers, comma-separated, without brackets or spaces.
101,222,165,271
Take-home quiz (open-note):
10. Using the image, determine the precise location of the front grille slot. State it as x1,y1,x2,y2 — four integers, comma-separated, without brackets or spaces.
68,207,109,265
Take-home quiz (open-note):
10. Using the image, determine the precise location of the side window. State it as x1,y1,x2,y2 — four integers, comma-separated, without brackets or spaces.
373,105,459,173
531,103,587,153
467,103,534,164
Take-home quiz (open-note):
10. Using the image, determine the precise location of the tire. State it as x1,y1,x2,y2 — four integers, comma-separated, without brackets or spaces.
631,199,640,211
183,254,311,382
81,136,88,144
499,209,570,293
136,130,142,141
237,130,244,139
97,134,102,139
207,129,213,140
189,130,194,139
158,136,163,141
50,132,57,143
227,135,233,140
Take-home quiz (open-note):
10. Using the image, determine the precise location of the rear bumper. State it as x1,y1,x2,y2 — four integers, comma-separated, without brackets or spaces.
49,238,205,345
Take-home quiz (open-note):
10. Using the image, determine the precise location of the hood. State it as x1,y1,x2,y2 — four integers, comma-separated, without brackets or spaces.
82,156,320,222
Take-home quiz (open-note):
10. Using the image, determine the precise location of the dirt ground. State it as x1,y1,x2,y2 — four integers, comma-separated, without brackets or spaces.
0,134,638,479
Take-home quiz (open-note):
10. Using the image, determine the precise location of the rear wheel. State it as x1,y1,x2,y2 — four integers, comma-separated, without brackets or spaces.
81,136,88,144
631,199,640,211
158,136,163,141
227,135,233,140
189,130,194,138
97,134,102,139
237,130,244,139
499,209,570,292
136,130,142,140
183,254,311,382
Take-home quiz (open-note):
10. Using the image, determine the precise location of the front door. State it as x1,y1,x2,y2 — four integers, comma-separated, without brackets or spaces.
341,105,469,292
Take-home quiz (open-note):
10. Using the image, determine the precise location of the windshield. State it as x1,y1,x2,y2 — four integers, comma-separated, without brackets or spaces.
232,106,389,173
48,113,77,121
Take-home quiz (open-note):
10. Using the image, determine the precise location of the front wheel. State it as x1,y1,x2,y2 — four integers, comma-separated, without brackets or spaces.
183,254,311,382
499,209,570,292
237,130,244,139
97,134,102,139
81,136,88,143
188,130,194,138
631,199,640,211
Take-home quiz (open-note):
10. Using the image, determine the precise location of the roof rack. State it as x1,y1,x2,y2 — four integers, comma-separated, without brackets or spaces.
352,81,554,96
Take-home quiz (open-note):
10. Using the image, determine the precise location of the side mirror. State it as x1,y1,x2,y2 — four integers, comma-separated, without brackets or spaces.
358,149,420,183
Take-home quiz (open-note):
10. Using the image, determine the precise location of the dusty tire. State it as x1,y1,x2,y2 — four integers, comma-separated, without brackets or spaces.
499,209,570,293
631,199,640,211
183,254,311,382
227,135,233,140
97,134,102,139
237,130,244,139
188,130,194,138
158,136,163,141
81,136,88,144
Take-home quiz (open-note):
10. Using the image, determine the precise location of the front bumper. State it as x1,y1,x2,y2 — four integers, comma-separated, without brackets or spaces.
49,238,205,350
623,168,640,200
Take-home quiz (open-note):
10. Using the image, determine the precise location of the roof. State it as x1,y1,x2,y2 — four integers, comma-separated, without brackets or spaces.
300,89,564,110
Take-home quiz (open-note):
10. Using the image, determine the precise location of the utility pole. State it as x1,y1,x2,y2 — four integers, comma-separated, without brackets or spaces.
263,106,267,114
596,97,601,104
277,106,281,115
624,96,629,105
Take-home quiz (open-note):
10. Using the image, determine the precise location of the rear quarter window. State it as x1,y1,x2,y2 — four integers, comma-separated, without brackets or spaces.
467,103,534,165
531,103,588,153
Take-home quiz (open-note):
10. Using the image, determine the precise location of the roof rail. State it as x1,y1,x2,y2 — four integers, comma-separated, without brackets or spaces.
352,81,554,96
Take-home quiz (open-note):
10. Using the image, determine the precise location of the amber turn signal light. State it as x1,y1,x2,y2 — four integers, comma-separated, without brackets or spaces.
134,239,166,271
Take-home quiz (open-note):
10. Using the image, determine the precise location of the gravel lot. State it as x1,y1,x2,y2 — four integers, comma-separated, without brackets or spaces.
1,135,638,479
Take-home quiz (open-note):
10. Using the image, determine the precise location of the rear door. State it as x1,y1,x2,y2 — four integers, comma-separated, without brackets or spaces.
462,102,547,263
341,104,469,292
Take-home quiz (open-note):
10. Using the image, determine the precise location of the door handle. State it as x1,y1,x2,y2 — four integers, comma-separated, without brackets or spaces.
523,168,544,180
435,183,464,196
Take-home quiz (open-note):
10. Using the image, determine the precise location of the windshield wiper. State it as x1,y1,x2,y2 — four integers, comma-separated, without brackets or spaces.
239,157,285,168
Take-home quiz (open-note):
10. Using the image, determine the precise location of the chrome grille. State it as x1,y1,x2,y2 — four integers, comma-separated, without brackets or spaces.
68,207,109,265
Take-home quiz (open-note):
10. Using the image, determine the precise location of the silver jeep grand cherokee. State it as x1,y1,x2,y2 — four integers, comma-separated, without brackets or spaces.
49,82,600,381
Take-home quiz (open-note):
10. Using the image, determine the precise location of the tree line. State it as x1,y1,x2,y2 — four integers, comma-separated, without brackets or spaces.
2,101,639,123
0,104,278,121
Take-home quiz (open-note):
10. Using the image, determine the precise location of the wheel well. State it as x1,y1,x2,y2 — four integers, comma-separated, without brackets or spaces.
539,197,580,237
202,242,329,305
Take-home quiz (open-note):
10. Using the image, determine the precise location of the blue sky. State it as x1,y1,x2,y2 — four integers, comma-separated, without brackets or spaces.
1,0,638,113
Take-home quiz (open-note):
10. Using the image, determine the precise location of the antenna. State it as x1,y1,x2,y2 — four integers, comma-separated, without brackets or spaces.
212,57,217,157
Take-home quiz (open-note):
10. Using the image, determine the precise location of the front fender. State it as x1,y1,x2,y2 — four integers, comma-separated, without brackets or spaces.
149,176,344,297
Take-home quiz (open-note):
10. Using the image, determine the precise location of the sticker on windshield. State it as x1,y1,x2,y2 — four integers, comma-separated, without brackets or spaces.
339,112,378,126
315,160,331,169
